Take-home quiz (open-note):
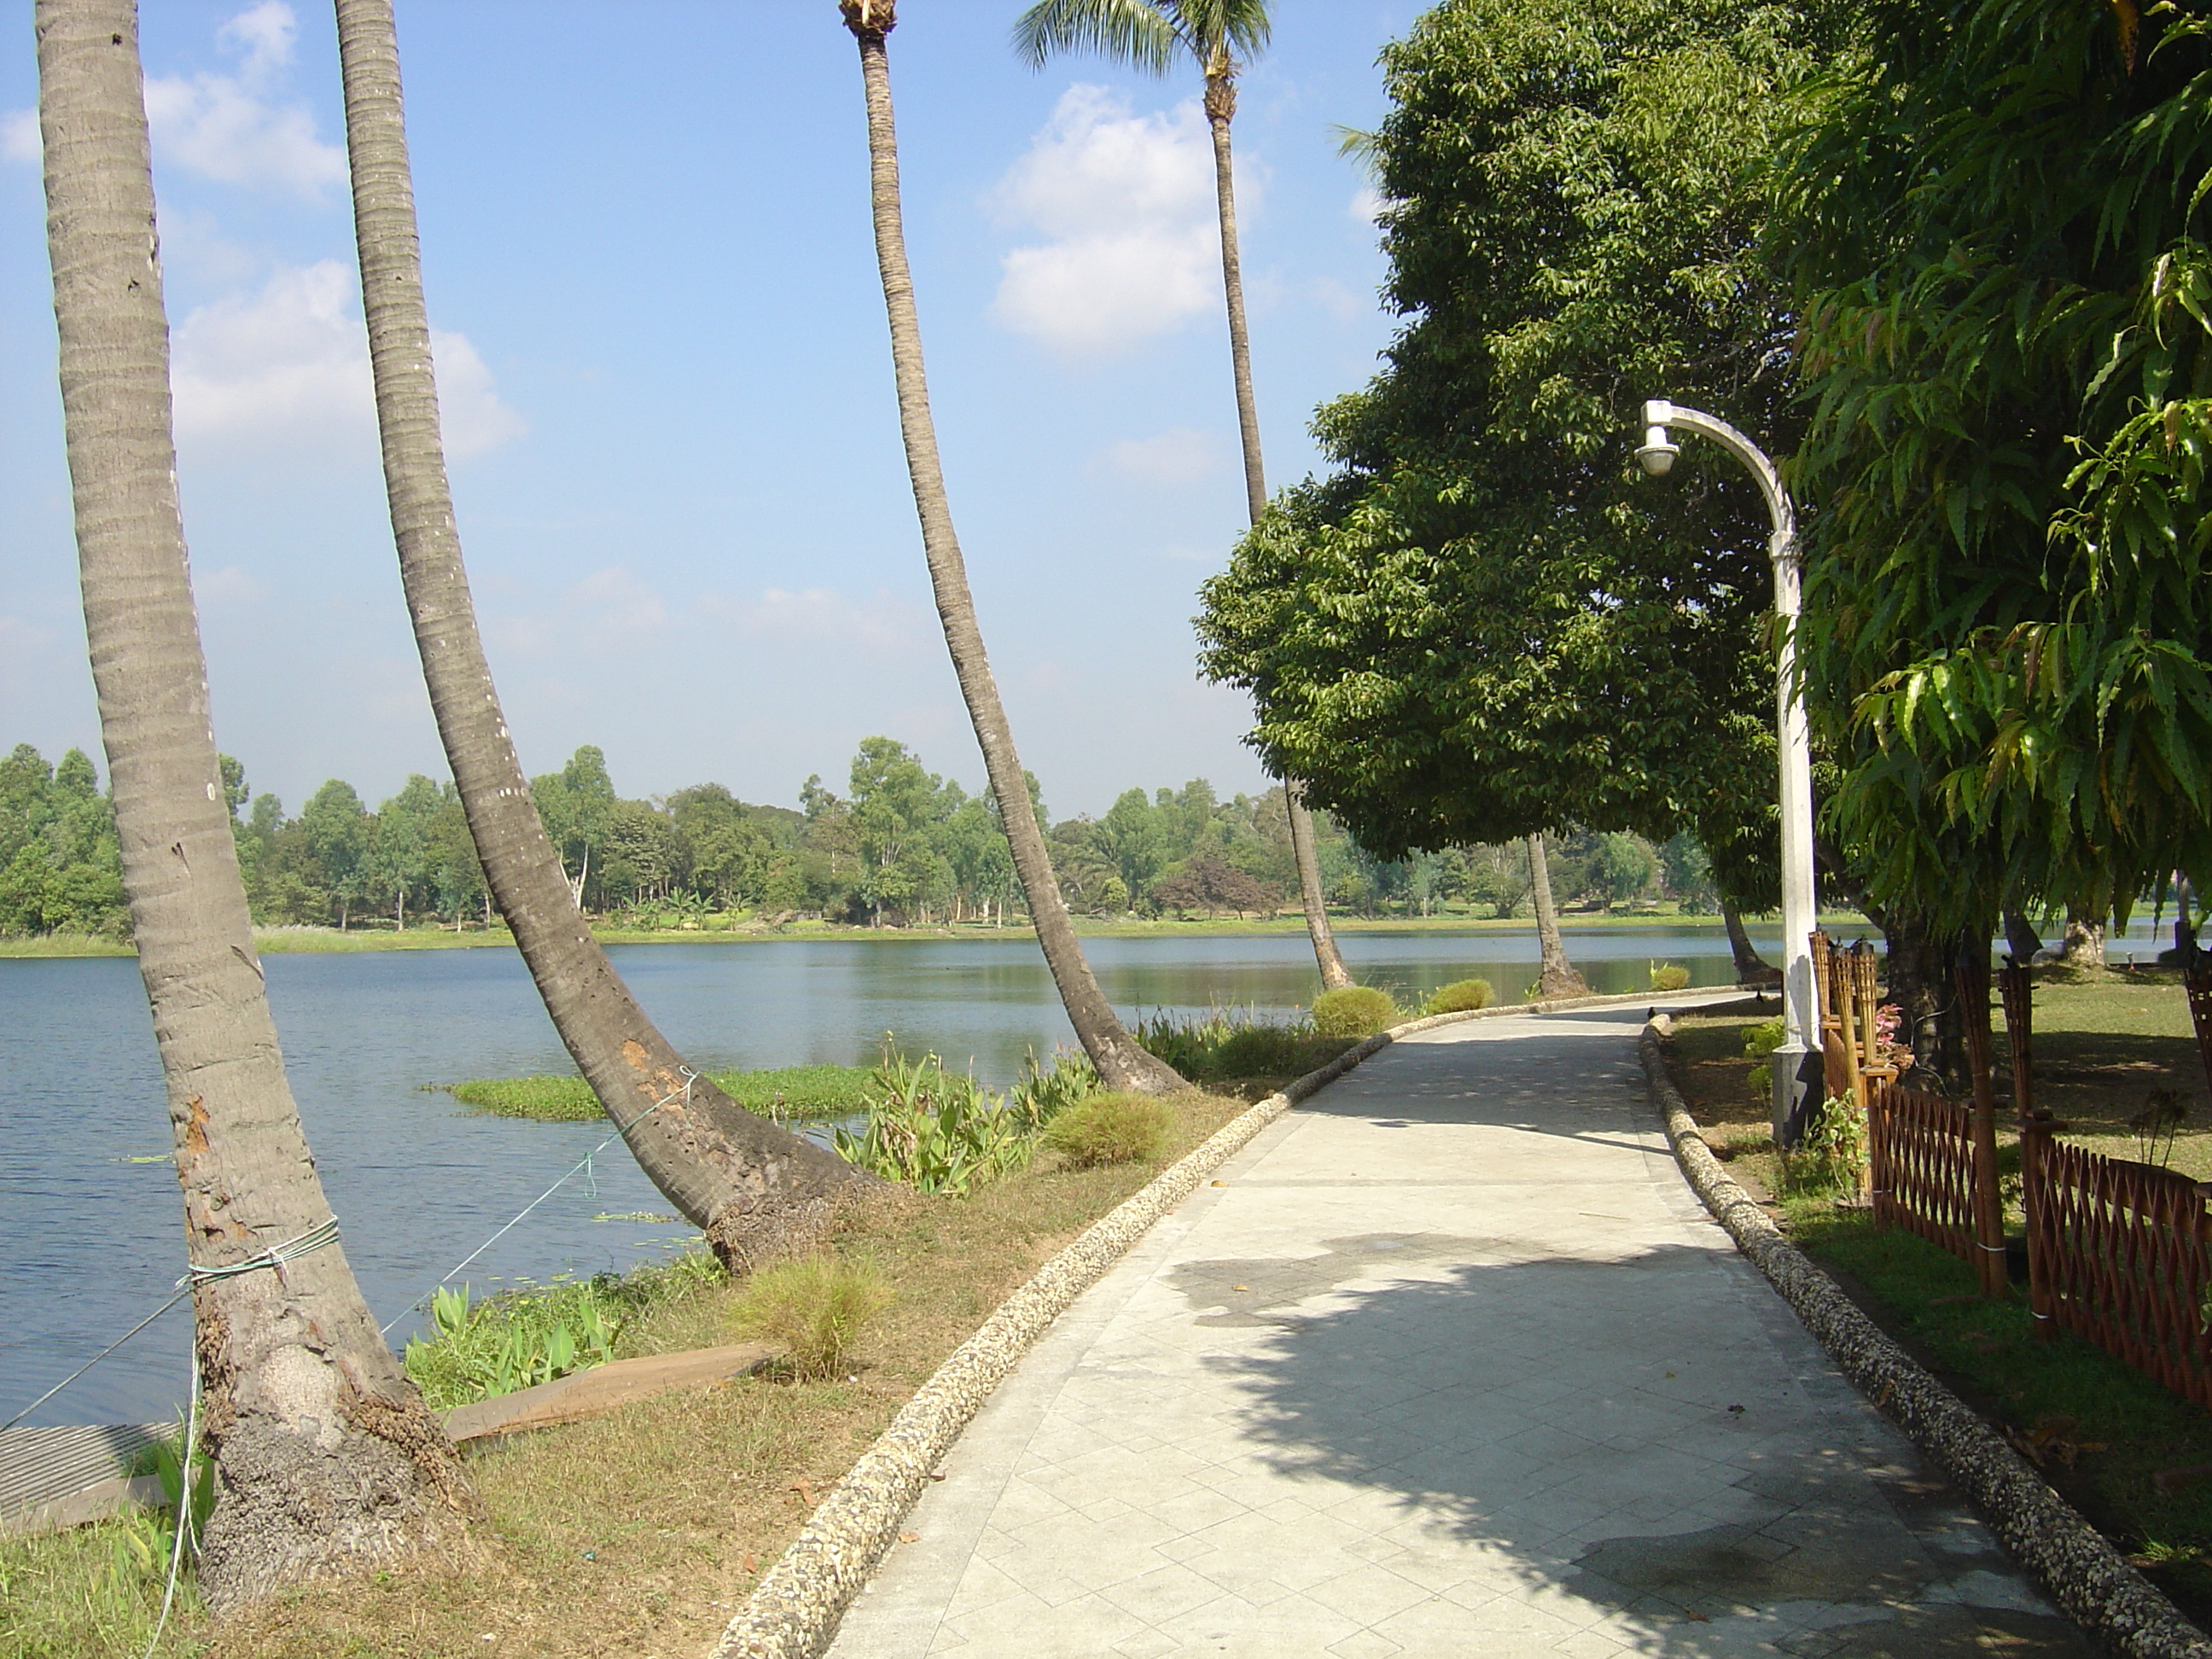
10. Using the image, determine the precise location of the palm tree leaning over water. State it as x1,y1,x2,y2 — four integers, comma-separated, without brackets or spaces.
334,0,871,1266
840,0,1184,1093
1014,0,1354,992
38,0,469,1606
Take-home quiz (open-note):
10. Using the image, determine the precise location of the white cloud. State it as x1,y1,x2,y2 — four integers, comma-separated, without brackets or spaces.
1350,185,1387,226
172,260,525,463
1094,428,1221,487
988,85,1229,358
144,3,346,198
1,108,38,166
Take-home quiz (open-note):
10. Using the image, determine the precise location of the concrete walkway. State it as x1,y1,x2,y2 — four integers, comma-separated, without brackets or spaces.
829,1004,2093,1659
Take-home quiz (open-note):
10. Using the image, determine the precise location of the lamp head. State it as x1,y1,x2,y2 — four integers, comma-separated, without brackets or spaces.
1635,399,1678,477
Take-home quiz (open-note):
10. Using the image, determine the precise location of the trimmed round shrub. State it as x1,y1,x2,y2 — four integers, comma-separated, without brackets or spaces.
1648,962,1691,992
1310,985,1400,1037
1424,977,1494,1015
731,1254,893,1380
1043,1092,1171,1168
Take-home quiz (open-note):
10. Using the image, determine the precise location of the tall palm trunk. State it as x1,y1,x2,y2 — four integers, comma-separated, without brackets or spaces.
38,0,468,1607
335,0,868,1265
842,0,1179,1093
1204,63,1351,990
1526,833,1586,998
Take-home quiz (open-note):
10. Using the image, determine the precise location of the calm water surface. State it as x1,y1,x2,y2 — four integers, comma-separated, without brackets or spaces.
5,919,2099,1426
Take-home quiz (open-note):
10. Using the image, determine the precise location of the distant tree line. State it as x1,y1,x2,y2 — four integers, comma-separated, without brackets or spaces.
0,735,1719,938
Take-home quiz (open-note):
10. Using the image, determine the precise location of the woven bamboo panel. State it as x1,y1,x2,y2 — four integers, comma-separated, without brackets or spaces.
2031,1138,2212,1407
1869,1082,1976,1262
2185,956,2212,1101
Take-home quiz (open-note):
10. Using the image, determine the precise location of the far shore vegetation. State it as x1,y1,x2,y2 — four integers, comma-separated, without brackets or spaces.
0,905,1876,961
3,736,1791,957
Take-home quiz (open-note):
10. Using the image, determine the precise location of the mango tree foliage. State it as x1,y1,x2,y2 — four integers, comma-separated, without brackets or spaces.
1784,0,2212,928
1197,0,1838,904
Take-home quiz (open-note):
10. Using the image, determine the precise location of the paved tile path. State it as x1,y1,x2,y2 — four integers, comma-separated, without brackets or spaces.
830,1004,2092,1658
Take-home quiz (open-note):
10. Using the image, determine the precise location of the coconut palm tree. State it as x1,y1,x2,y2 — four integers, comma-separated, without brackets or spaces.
1013,0,1353,992
839,0,1182,1093
37,0,469,1605
334,0,870,1263
1527,835,1589,998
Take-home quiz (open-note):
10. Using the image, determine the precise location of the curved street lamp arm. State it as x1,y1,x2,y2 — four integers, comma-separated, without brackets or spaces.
1641,399,1794,550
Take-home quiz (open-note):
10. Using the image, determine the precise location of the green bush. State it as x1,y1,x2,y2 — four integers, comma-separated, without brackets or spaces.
1134,1010,1353,1085
1743,1015,1787,1101
1310,986,1400,1037
1042,1092,1171,1168
731,1255,893,1380
1007,1046,1097,1131
1649,962,1691,992
1424,977,1493,1015
833,1053,1034,1195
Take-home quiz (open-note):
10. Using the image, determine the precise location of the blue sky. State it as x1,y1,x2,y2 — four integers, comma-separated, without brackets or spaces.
1,2,1413,821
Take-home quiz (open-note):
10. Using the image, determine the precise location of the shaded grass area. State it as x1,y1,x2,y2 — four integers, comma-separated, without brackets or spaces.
444,1064,876,1123
5,1090,1245,1659
1660,996,2212,1622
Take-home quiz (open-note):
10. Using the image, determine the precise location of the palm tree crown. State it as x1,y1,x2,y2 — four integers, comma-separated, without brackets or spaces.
1013,0,1270,90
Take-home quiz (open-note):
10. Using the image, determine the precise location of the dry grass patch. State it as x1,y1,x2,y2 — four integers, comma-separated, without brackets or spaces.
152,1087,1243,1659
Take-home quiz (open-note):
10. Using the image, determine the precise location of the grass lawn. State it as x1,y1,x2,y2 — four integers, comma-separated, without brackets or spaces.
0,1091,1249,1659
1662,975,2212,1624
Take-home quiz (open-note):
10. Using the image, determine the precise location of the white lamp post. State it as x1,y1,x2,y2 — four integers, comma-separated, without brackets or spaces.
1638,399,1819,1140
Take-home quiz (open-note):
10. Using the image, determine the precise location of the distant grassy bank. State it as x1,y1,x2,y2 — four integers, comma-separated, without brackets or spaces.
0,906,1869,960
445,1063,877,1123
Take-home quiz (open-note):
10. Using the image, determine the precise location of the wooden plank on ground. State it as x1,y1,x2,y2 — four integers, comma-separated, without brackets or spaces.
439,1342,777,1445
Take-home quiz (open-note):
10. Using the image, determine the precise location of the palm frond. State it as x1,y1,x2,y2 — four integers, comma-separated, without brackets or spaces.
1169,0,1272,61
1012,0,1184,74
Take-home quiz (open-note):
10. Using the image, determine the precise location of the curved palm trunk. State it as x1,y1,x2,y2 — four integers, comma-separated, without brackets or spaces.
1285,779,1351,990
1205,68,1351,991
1720,898,1777,983
843,1,1179,1094
335,0,867,1265
38,0,468,1607
1526,834,1587,998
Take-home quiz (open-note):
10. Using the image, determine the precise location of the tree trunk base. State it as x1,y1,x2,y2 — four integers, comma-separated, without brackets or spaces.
1536,965,1591,999
198,1383,474,1614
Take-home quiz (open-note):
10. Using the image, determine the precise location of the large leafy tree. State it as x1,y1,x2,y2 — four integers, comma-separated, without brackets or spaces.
1014,0,1354,990
1784,0,2212,939
1197,0,1835,921
837,0,1182,1091
38,0,468,1604
335,0,870,1266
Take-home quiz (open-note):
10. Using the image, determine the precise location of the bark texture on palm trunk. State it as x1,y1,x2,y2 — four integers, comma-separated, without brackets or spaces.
1721,899,1777,984
38,0,469,1607
1205,67,1351,992
843,1,1179,1094
1286,779,1351,990
1526,834,1587,998
336,0,869,1264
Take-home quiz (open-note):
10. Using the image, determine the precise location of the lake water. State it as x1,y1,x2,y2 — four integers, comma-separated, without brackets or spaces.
0,919,2162,1427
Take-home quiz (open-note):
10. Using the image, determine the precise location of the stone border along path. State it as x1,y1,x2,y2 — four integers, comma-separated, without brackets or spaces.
719,990,2125,1658
1641,1013,2212,1659
709,988,1714,1659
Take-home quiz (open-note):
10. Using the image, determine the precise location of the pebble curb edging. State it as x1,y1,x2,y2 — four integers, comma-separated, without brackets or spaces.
1640,1015,2212,1659
708,987,1701,1659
